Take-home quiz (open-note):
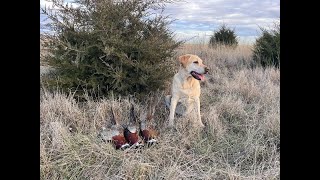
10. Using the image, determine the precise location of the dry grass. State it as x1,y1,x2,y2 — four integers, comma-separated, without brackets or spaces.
40,44,279,179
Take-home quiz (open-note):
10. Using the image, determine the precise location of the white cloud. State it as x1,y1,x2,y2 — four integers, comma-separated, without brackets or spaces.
40,0,280,44
162,0,279,44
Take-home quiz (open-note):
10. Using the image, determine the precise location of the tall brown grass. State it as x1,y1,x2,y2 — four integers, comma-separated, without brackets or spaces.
40,44,279,179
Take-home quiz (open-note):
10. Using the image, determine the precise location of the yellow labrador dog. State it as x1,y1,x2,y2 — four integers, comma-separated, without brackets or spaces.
165,54,209,128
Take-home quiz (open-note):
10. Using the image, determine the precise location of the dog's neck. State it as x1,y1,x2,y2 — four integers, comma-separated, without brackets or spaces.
178,68,191,80
178,68,198,88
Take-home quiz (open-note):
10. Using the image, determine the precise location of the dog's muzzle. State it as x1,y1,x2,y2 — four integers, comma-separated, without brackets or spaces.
191,67,209,81
191,71,204,81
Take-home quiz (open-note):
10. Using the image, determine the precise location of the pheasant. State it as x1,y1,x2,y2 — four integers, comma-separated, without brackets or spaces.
99,106,130,150
139,97,159,146
123,105,143,148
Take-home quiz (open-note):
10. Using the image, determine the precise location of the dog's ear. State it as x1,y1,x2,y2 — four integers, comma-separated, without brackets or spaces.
179,54,191,68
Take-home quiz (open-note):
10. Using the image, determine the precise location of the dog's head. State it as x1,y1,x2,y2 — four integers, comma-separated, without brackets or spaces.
179,54,209,81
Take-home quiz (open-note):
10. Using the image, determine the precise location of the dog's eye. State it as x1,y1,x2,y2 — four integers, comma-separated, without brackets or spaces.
193,61,199,64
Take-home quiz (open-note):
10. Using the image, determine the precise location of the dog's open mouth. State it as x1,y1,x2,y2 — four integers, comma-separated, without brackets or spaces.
191,71,205,81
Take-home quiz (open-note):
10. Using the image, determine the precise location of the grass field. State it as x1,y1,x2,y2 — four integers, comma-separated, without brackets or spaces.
40,43,280,179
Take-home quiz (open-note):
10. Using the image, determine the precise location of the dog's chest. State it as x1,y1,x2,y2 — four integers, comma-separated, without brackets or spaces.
181,77,196,88
179,77,200,97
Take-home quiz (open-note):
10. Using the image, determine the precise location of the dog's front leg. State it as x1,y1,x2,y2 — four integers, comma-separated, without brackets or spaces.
195,97,205,127
168,95,179,127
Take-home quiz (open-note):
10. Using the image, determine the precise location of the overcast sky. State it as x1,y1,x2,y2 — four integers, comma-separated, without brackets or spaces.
40,0,280,44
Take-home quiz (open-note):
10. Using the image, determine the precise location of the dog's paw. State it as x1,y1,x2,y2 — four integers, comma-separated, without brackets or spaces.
167,125,177,132
193,122,205,128
168,123,174,128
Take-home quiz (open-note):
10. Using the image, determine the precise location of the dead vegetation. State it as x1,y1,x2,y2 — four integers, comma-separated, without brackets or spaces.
40,44,279,179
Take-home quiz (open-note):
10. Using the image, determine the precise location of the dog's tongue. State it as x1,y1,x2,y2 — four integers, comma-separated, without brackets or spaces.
191,71,205,81
198,74,204,81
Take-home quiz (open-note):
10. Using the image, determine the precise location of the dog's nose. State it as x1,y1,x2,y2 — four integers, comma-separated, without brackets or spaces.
205,67,209,73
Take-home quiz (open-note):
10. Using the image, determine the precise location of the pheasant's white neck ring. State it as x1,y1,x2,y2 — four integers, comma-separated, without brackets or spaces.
127,126,136,133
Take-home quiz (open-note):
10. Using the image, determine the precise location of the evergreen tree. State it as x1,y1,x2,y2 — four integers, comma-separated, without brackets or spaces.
209,24,238,47
41,0,182,100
